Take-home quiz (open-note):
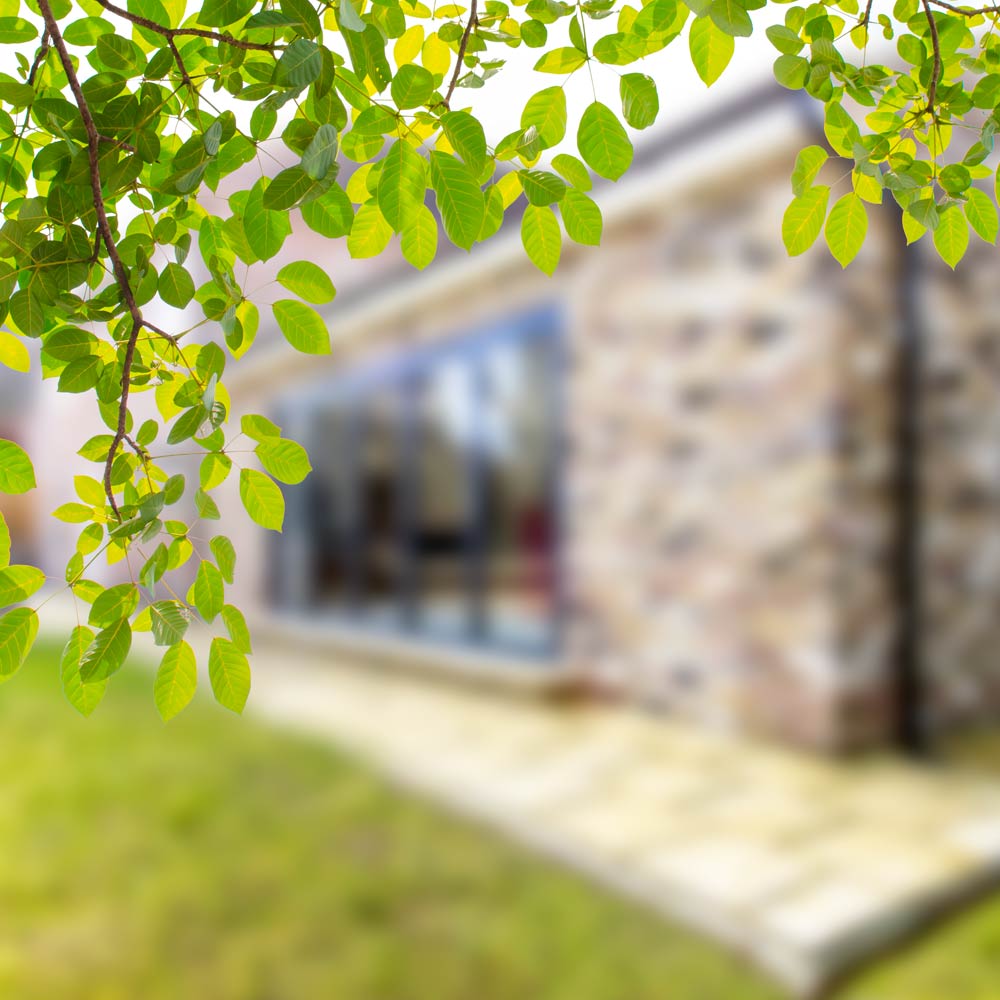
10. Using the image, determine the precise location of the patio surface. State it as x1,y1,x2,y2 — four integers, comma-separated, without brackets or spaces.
233,636,1000,998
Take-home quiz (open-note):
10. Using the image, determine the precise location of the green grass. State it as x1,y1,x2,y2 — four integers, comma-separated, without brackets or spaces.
0,640,781,1000
2,640,999,1000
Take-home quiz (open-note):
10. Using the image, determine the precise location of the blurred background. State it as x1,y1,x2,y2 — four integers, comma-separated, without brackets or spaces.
3,45,1000,1000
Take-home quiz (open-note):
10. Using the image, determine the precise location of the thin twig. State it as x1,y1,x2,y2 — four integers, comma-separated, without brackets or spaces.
26,30,49,84
444,0,478,109
926,0,1000,14
95,0,278,52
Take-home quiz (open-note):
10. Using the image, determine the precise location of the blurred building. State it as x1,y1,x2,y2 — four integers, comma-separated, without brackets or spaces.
166,85,1000,752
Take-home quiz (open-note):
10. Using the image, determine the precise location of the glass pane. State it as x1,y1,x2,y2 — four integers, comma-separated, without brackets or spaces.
414,359,474,638
303,403,354,609
357,387,404,624
481,333,557,647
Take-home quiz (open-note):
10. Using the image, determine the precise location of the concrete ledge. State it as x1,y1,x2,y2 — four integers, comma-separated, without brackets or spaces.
252,612,580,698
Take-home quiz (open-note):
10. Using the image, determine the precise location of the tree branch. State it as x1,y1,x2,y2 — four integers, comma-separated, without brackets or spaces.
94,0,278,52
926,0,1000,14
37,0,145,520
443,0,478,109
921,0,942,119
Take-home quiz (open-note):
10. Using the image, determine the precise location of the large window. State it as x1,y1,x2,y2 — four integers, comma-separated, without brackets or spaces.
274,308,562,658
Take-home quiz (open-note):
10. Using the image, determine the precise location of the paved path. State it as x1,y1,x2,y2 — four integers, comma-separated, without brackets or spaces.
240,638,1000,998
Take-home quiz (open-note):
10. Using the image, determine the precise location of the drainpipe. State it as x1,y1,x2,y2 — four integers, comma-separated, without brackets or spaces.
889,210,929,756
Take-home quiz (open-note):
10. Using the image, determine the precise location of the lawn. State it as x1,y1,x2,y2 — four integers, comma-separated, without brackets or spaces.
0,639,997,1000
0,639,782,1000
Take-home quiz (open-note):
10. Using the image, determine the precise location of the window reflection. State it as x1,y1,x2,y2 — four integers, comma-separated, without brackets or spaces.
414,360,474,638
279,312,561,657
303,404,354,609
357,388,403,625
482,335,557,646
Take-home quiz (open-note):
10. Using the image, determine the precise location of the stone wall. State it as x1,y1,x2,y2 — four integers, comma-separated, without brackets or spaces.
563,161,902,750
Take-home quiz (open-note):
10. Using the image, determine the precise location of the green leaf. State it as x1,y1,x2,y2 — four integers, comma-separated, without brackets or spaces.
429,152,485,251
521,88,567,149
965,187,998,244
194,560,225,622
196,489,221,520
521,205,562,276
0,17,39,42
519,170,567,206
0,565,45,607
201,452,233,490
155,640,197,721
560,189,603,246
534,47,588,73
242,414,281,442
278,39,322,87
440,112,488,173
337,0,366,32
209,637,251,714
766,24,804,55
551,153,592,191
933,204,969,269
244,182,293,261
222,604,253,654
0,607,37,681
791,145,828,197
79,617,132,682
256,438,312,484
0,512,8,570
781,185,830,256
0,439,36,494
939,164,971,198
347,203,393,258
824,193,868,267
401,205,438,270
8,290,46,337
262,167,316,211
240,468,285,531
89,583,139,627
150,600,190,647
577,102,633,182
824,102,861,158
301,184,355,238
61,625,107,717
709,0,752,37
58,356,104,394
276,261,337,304
198,0,256,27
210,535,237,583
391,64,435,109
620,74,659,130
0,330,29,374
301,124,339,181
773,54,809,89
158,262,195,309
377,140,427,232
272,299,331,354
690,16,735,86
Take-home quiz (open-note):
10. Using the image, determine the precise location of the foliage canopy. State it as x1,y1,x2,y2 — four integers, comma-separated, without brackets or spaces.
0,0,997,715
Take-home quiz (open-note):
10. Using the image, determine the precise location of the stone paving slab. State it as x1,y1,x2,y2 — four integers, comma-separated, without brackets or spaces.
230,642,1000,997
